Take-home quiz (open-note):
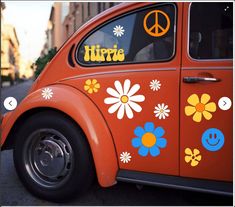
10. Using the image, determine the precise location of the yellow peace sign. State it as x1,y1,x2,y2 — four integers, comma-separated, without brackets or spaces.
143,10,170,37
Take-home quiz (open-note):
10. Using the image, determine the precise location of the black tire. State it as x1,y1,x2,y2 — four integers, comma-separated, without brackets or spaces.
13,111,94,202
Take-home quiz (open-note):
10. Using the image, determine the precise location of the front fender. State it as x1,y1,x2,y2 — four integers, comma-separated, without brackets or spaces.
1,84,118,187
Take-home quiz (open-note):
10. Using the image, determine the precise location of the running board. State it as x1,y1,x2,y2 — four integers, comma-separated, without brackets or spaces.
116,170,232,196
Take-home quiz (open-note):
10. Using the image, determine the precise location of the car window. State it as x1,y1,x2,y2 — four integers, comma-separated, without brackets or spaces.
189,3,233,60
76,3,176,66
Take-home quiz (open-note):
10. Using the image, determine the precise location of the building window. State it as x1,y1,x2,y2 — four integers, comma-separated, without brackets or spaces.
189,3,232,59
98,3,101,13
76,4,176,66
82,3,84,22
109,3,114,8
88,2,91,16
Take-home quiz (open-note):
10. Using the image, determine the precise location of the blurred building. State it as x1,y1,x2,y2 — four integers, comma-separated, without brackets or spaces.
42,2,118,55
1,2,21,84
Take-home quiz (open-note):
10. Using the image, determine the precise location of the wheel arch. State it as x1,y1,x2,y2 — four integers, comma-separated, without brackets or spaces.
1,84,118,187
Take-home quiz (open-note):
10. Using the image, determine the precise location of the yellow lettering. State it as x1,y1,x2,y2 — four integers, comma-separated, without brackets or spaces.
84,44,125,62
118,49,125,61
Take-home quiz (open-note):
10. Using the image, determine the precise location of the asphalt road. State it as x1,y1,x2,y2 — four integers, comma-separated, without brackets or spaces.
0,80,232,206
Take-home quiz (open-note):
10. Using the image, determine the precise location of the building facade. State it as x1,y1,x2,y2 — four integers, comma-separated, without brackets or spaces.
1,2,21,84
43,2,119,54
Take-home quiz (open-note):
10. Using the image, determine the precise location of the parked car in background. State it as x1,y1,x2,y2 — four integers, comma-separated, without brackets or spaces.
1,2,232,202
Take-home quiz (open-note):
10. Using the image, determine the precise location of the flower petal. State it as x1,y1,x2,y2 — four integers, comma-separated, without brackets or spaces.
127,84,140,97
138,146,149,156
92,79,97,84
185,148,193,156
187,94,199,106
123,79,131,94
88,88,93,94
134,126,145,137
104,97,120,104
85,79,91,85
193,111,202,122
128,101,142,112
132,137,142,148
153,127,165,138
191,159,199,167
108,102,121,114
193,148,200,156
117,104,125,119
201,93,210,104
202,110,212,120
144,122,154,132
95,83,100,89
185,155,192,163
149,146,160,157
129,95,145,102
114,80,123,95
195,155,202,161
156,138,167,148
185,106,196,116
107,87,120,98
205,102,216,112
84,85,90,91
93,88,98,93
125,104,133,119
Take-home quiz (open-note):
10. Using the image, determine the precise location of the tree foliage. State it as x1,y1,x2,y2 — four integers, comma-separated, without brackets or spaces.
33,47,57,79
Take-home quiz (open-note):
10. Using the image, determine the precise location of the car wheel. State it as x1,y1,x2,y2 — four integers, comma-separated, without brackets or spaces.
13,111,94,202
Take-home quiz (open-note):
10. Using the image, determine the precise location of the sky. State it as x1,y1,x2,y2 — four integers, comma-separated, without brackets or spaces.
2,1,54,62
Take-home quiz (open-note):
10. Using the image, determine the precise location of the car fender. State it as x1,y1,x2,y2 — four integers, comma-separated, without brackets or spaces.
1,84,118,187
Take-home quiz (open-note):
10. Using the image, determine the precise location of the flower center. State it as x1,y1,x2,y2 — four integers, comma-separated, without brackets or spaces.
142,132,156,148
160,109,164,113
121,95,129,103
195,103,205,112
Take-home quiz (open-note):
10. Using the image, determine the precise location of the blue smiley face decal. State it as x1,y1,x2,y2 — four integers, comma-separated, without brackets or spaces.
201,128,224,151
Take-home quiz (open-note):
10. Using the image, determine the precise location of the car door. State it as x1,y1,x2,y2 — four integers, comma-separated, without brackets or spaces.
180,2,233,181
69,3,183,176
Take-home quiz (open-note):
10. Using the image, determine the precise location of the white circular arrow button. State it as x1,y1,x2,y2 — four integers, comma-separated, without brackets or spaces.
4,97,17,111
218,97,232,111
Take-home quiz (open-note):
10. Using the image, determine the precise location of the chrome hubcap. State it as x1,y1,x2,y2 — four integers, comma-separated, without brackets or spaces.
24,129,73,188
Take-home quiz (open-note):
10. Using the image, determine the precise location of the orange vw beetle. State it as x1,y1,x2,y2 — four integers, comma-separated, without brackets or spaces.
1,2,232,202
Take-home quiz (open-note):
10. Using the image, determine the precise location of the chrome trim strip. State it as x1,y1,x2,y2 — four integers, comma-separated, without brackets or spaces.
187,3,233,62
182,66,232,70
117,176,232,196
59,68,177,82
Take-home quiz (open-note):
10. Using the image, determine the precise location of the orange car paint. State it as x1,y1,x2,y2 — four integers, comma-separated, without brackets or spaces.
1,2,232,187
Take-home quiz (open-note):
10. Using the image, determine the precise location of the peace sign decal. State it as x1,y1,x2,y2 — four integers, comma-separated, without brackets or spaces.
143,10,170,37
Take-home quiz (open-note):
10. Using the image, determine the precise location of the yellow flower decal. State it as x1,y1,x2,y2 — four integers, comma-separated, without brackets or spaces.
185,94,216,122
84,79,100,94
184,148,202,167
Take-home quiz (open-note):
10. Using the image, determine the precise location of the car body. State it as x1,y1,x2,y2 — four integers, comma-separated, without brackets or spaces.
1,2,232,201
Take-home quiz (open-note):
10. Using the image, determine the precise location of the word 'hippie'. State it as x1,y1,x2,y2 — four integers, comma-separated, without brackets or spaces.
84,44,125,62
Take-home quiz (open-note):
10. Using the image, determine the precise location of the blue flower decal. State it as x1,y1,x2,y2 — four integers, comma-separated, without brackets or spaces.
131,122,167,157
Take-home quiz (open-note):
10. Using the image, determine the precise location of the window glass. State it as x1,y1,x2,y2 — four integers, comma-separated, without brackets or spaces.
76,4,176,66
189,3,233,60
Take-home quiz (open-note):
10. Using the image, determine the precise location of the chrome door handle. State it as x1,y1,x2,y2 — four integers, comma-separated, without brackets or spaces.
183,77,221,83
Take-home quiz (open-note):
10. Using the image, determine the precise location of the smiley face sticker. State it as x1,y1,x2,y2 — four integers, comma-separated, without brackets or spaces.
201,128,224,152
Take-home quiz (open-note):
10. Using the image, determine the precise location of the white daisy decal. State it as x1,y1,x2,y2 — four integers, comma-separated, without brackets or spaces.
113,25,125,37
41,88,53,100
149,79,161,91
154,103,170,119
120,152,131,163
104,79,145,119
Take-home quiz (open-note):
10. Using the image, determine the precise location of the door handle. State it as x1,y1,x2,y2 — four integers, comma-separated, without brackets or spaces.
183,77,221,83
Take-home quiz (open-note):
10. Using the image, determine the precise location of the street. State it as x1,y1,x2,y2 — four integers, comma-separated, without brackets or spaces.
0,80,232,205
